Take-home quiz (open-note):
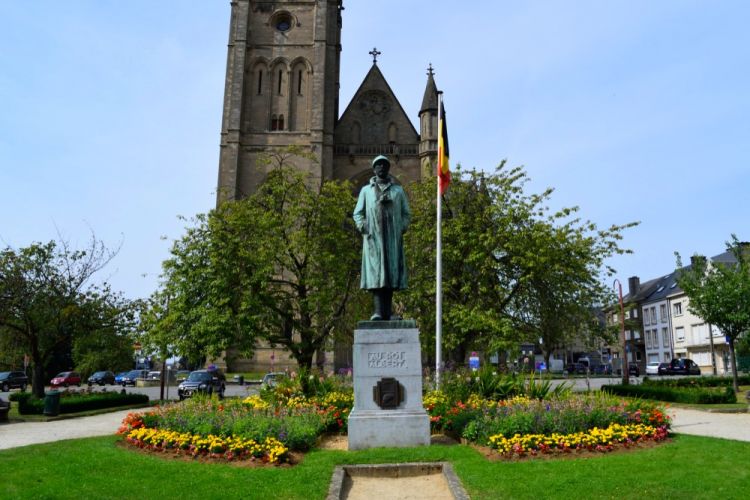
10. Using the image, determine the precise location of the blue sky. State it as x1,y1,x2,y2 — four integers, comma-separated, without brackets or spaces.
1,1,748,300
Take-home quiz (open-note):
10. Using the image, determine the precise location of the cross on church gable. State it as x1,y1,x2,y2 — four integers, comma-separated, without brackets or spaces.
369,47,381,64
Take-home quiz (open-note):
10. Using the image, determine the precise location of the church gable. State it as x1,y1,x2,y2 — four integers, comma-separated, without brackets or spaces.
335,64,419,147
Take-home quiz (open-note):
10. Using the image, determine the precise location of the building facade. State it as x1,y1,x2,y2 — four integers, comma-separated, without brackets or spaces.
217,0,437,204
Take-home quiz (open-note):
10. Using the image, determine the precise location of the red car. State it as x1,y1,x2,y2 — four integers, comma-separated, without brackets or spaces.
50,371,82,387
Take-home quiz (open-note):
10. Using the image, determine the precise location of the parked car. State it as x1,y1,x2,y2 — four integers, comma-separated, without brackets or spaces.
565,363,587,375
121,369,149,387
657,362,670,375
628,364,640,377
51,371,82,387
665,358,701,375
645,362,661,376
147,371,162,381
114,372,129,385
0,371,28,392
261,372,286,389
177,370,225,400
88,370,115,386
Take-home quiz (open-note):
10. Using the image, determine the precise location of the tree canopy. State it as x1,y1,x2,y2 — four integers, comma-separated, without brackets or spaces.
676,236,750,391
403,162,635,367
143,158,365,369
0,236,134,397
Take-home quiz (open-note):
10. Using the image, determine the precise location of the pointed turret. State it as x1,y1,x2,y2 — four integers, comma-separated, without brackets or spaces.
418,64,439,173
420,67,438,115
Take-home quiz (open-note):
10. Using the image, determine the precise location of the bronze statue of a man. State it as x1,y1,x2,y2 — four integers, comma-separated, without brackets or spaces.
353,155,411,320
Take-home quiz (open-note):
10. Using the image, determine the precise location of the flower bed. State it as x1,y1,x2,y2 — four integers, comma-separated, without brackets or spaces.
118,379,355,465
125,427,288,463
424,388,671,458
489,422,669,457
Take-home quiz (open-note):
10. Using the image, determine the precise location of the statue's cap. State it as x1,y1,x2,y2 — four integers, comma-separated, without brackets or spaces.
371,155,391,168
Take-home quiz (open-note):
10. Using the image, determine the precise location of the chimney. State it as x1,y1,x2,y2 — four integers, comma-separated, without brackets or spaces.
627,276,640,298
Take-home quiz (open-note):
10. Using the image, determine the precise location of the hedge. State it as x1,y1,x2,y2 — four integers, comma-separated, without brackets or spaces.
601,384,737,404
642,375,750,388
12,391,149,415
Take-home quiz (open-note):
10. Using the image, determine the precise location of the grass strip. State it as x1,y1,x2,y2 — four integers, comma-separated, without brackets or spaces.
0,434,748,499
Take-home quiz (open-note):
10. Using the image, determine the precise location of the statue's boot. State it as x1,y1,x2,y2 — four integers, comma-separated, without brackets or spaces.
370,292,383,321
382,289,393,320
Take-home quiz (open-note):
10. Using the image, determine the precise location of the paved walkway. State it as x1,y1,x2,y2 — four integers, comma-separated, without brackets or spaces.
668,407,750,442
0,408,135,450
1,407,748,451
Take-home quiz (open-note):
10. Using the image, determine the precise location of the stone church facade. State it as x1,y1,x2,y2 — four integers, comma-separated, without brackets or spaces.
215,0,440,371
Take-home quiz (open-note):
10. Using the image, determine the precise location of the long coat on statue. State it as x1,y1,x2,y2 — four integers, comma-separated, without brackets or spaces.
353,176,411,290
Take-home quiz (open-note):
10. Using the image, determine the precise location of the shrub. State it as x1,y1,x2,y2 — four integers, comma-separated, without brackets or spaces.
642,375,750,389
602,384,737,404
429,368,572,402
260,369,352,405
16,391,148,415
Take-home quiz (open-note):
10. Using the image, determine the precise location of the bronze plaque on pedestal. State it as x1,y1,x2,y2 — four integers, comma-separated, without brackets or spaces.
373,377,403,409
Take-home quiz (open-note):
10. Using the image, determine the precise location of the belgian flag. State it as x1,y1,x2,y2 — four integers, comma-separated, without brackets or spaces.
438,99,450,194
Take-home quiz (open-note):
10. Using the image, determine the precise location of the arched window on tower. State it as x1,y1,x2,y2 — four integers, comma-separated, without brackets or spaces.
278,114,284,131
271,114,278,131
289,59,310,132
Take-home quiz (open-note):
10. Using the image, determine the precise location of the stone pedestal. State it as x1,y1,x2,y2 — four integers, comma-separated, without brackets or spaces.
347,320,430,450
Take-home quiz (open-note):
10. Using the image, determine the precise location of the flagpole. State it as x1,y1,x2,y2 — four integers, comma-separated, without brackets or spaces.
435,91,444,389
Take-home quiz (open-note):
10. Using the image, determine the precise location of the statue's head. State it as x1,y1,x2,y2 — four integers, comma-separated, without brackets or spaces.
372,155,391,179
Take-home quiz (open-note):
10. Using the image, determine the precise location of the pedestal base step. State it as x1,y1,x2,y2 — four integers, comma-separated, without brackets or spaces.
347,409,430,450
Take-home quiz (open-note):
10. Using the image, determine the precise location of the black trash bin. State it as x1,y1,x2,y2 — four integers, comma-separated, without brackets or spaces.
44,390,61,416
234,375,244,386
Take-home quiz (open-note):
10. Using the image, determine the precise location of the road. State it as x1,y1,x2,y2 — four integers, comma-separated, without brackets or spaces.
1,381,259,402
2,372,735,402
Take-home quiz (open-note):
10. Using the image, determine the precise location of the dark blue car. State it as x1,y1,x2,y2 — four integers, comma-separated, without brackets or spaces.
114,372,129,385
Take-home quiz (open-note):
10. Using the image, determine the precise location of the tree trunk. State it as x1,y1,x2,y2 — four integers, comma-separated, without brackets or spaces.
728,337,740,393
32,362,46,398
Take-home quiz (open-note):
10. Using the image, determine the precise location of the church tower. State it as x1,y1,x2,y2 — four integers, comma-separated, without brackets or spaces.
217,0,344,203
418,65,439,179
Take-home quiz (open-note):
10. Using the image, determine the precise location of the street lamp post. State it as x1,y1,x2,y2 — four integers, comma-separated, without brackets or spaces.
613,279,629,385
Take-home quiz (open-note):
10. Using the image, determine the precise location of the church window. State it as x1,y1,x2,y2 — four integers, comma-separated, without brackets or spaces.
272,12,293,32
278,70,283,95
257,71,263,95
297,70,303,94
278,114,284,131
271,115,278,131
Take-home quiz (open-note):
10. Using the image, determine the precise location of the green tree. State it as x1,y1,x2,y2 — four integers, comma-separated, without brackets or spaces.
145,156,365,369
71,287,139,376
0,237,130,397
513,216,632,374
403,164,531,365
676,236,750,392
403,162,634,368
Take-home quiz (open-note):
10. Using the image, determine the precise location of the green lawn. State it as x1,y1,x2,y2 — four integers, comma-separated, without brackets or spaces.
1,434,748,499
